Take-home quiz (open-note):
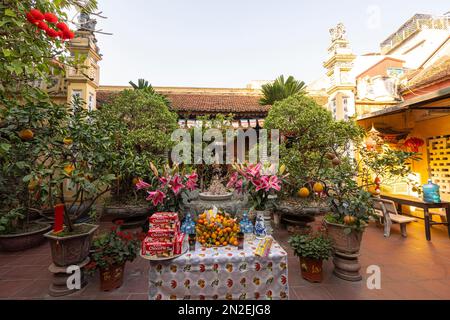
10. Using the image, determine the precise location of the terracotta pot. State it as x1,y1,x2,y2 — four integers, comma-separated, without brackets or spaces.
44,223,98,267
325,221,365,254
299,257,323,283
0,223,52,252
99,263,125,291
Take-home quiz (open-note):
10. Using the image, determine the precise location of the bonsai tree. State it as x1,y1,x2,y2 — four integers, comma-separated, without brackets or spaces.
264,95,364,197
259,75,306,106
97,89,178,205
0,0,99,235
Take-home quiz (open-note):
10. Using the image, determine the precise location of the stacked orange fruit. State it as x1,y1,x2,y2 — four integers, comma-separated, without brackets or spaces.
196,210,240,247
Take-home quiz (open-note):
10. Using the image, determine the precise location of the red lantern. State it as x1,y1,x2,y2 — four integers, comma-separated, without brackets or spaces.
44,12,58,24
404,137,424,153
29,9,45,21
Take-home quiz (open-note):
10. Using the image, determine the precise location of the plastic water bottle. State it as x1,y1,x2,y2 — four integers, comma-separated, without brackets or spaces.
423,179,441,203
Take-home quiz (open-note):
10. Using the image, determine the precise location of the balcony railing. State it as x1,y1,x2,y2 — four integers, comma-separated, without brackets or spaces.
381,14,450,54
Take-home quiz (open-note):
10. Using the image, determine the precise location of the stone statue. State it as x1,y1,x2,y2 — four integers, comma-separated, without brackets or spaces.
206,165,228,195
78,12,97,31
329,23,347,42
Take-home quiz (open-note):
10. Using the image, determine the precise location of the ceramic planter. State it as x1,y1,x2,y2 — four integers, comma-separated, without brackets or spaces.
0,223,52,252
99,263,125,291
325,220,366,281
44,223,98,267
299,257,324,283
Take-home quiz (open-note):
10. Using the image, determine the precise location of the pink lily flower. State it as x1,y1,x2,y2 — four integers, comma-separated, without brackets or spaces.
159,176,169,187
169,174,185,194
186,172,198,191
235,179,244,194
252,176,269,192
227,172,238,189
246,163,262,178
146,190,166,207
268,175,281,191
135,179,151,190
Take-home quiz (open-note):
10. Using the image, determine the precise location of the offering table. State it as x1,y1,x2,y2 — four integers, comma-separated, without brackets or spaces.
147,239,289,300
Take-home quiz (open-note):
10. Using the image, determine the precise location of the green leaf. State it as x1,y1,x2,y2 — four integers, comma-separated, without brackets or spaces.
2,48,11,57
0,143,11,152
5,9,16,17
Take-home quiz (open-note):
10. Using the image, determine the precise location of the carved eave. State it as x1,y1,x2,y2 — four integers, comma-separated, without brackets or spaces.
326,85,355,95
323,54,356,69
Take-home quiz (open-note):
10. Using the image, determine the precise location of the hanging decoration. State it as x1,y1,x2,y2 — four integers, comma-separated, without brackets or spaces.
404,137,425,153
25,8,75,40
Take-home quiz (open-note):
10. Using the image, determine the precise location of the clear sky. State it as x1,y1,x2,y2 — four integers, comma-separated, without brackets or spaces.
95,0,449,88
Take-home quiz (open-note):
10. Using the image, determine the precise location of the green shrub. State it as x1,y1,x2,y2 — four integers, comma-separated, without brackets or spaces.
288,233,333,260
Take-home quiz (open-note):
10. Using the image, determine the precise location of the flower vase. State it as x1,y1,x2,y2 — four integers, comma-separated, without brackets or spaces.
254,212,267,239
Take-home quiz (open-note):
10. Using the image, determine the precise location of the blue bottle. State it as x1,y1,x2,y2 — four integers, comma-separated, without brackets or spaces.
423,179,441,203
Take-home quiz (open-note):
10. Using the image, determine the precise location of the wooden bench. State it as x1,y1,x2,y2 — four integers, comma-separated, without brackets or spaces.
372,198,417,238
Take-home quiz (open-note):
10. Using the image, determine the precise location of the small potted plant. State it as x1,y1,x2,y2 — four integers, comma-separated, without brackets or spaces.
87,221,141,291
288,233,333,283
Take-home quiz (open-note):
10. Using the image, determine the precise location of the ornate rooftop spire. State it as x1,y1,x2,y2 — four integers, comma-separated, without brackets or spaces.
329,23,347,42
77,12,97,32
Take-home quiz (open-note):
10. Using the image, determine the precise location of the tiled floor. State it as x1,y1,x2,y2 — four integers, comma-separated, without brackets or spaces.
1,216,449,300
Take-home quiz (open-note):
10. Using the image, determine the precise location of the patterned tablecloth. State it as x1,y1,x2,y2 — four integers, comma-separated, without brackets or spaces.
148,238,289,300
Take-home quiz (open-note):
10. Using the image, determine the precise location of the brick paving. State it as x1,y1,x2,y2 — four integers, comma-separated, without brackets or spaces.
0,216,449,300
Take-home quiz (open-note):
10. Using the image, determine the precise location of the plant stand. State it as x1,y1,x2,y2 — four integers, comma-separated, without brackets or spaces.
332,251,362,282
48,257,90,297
325,221,365,282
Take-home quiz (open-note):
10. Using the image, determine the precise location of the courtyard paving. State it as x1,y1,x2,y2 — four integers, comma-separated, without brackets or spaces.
0,216,449,300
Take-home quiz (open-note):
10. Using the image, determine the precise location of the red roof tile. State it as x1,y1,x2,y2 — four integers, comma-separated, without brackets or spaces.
96,90,270,117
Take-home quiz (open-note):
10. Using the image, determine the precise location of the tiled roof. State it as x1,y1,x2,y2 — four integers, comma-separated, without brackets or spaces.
96,90,270,117
402,55,450,91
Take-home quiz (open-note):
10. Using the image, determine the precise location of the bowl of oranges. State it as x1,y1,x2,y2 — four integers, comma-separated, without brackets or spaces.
196,208,240,248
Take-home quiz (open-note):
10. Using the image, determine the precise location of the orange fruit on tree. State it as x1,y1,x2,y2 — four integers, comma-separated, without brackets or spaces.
18,129,34,141
313,182,324,193
298,187,310,198
344,215,357,225
63,137,73,145
64,164,75,175
28,178,39,191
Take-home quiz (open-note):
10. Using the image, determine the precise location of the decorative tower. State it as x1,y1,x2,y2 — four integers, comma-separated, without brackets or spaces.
323,23,356,120
66,13,101,111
